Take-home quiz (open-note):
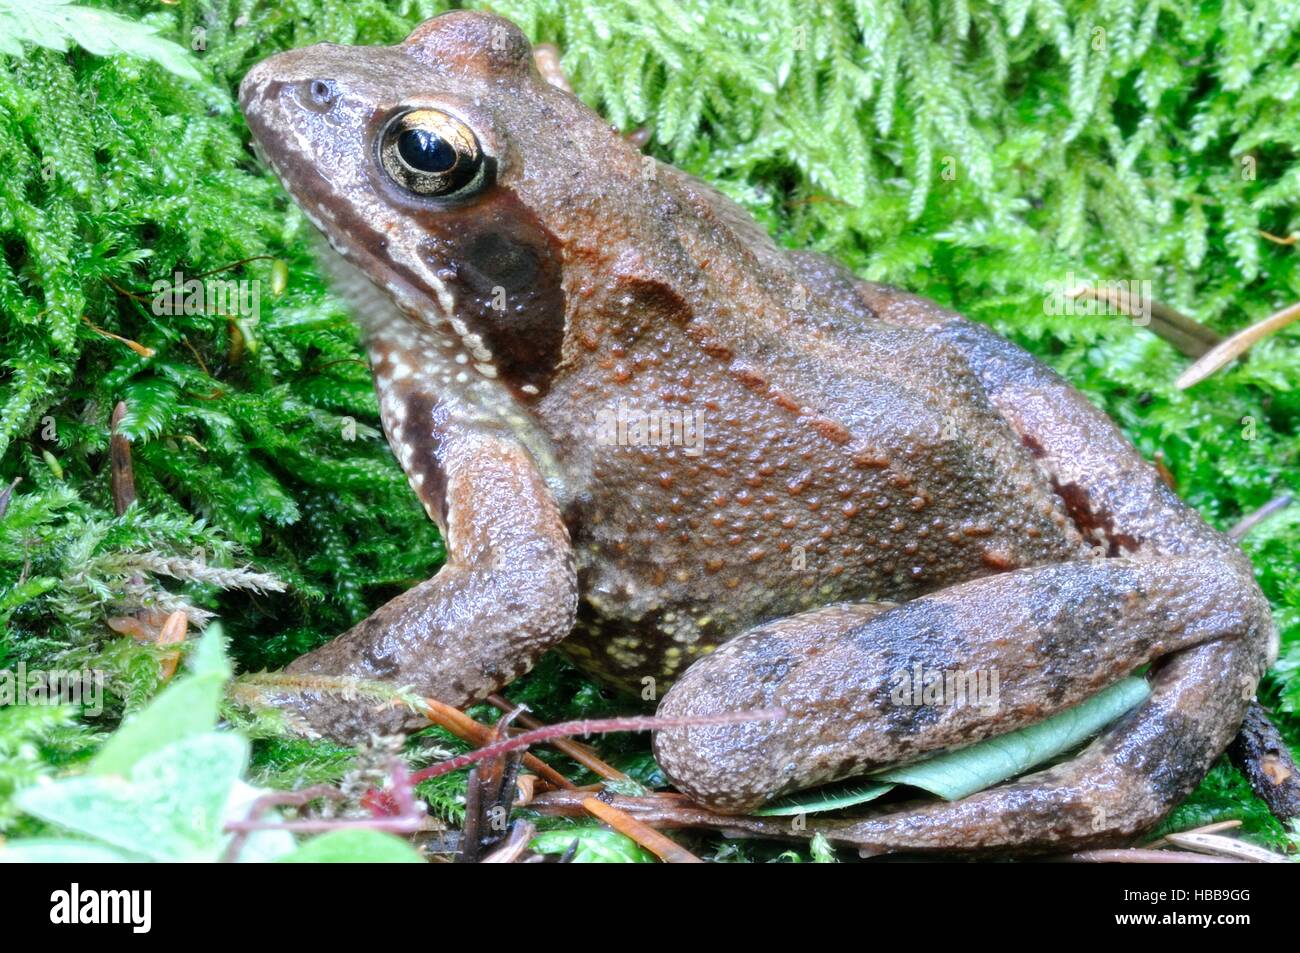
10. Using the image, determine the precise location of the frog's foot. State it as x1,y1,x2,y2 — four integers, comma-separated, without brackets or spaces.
652,554,1271,852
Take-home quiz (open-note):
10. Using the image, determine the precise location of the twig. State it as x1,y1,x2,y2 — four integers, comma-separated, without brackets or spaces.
1259,230,1298,246
0,476,21,519
1228,495,1294,541
1056,849,1240,864
1163,831,1291,863
1145,819,1242,848
531,43,573,93
108,401,182,662
102,275,153,302
409,709,785,786
1228,700,1300,824
1176,300,1300,389
189,255,278,281
583,795,703,863
180,335,211,377
487,693,628,783
110,401,136,514
480,821,537,863
1068,286,1222,357
300,357,371,377
421,697,573,790
458,710,524,863
82,316,154,357
533,787,1249,860
528,788,813,842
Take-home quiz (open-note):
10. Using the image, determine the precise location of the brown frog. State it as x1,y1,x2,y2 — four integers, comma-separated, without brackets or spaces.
239,11,1275,853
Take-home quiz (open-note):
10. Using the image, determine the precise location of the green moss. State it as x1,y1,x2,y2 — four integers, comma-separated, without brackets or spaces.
1,0,1296,855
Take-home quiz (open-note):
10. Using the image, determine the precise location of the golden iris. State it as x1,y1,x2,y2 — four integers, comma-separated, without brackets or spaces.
380,109,484,197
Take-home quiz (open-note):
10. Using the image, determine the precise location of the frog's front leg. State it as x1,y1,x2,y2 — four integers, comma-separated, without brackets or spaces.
282,382,577,741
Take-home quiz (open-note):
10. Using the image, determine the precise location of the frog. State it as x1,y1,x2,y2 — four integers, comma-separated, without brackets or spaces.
238,10,1275,854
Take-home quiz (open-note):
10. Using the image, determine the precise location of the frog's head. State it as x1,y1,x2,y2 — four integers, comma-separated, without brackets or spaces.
240,11,678,401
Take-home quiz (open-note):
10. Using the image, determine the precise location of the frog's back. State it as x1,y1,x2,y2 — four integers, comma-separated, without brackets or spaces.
538,261,1086,688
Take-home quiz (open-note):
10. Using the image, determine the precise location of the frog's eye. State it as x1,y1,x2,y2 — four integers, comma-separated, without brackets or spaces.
379,109,488,198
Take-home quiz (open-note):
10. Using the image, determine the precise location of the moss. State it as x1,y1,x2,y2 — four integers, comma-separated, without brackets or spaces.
0,0,1296,853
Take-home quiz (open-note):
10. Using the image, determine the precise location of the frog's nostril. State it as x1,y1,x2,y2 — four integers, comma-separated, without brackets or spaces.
304,79,338,112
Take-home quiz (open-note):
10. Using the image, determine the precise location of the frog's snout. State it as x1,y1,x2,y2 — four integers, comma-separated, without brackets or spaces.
237,58,275,116
242,57,363,170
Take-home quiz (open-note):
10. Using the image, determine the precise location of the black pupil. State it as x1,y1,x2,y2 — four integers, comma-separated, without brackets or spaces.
397,128,457,173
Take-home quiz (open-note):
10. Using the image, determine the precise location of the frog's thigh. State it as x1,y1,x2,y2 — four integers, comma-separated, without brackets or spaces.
279,431,577,742
653,555,1268,831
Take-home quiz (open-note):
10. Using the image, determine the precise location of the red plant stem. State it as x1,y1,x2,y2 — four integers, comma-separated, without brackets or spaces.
386,759,417,819
223,760,424,840
224,814,424,835
487,693,628,782
408,709,786,786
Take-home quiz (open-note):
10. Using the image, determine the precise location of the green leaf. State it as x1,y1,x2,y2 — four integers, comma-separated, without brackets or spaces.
17,732,247,861
90,626,230,776
0,0,201,81
873,677,1151,800
277,829,425,863
529,827,656,863
754,782,895,816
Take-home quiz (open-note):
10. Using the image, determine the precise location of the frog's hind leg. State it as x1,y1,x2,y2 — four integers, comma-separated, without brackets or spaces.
656,301,1274,853
652,555,1269,836
834,634,1260,855
831,314,1274,855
